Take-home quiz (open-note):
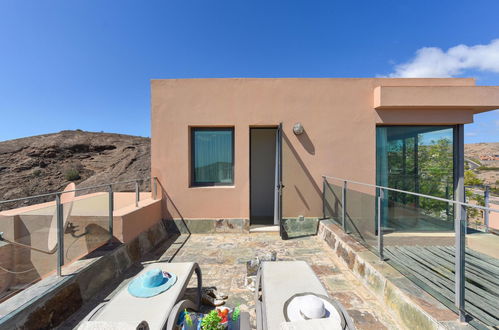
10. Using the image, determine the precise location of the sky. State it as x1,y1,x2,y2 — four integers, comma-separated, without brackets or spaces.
0,0,499,143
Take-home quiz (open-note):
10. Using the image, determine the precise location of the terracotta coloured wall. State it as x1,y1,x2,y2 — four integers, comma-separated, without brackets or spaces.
151,78,477,221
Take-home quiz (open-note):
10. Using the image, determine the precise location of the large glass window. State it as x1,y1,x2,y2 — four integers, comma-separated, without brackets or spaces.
376,126,455,231
191,128,234,186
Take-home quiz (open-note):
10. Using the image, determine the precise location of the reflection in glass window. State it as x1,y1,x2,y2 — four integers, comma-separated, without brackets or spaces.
376,126,454,231
191,128,234,186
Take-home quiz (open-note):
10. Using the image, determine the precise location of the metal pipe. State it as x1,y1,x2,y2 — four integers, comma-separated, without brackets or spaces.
342,180,347,231
454,124,466,322
377,188,384,261
414,135,420,209
153,177,158,200
0,177,151,204
56,194,64,276
322,178,326,219
135,180,140,208
445,184,450,220
321,175,499,213
484,186,490,232
108,185,114,241
402,139,407,204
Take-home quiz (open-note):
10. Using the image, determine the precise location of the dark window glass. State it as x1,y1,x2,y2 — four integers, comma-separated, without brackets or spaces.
191,128,234,186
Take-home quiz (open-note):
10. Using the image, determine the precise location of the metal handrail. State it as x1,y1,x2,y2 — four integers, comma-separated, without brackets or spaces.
322,169,494,325
0,177,152,205
0,176,159,279
322,175,499,213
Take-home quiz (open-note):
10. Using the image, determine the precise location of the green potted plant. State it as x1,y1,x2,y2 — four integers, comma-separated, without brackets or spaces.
200,310,223,330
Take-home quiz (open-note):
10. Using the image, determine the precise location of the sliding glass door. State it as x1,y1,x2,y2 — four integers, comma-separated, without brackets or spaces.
376,126,455,232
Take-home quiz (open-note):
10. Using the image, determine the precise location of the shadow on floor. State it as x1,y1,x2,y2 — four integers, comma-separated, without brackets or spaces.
59,232,190,329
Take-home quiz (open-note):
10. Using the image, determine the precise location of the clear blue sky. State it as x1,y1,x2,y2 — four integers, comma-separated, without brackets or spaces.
1,0,498,143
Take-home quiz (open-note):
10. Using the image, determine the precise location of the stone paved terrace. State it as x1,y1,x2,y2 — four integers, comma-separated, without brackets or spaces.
61,232,404,329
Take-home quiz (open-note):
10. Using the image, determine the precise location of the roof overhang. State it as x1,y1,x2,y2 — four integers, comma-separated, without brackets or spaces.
374,86,499,113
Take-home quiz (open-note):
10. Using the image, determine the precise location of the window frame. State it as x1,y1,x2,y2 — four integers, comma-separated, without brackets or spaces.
190,127,235,187
375,124,457,231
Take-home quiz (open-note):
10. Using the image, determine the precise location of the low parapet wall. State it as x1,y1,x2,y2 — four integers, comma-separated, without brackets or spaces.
0,193,162,303
115,198,163,242
0,219,171,329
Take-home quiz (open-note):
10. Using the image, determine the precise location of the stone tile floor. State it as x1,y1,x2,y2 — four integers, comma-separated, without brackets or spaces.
155,232,403,330
61,232,404,329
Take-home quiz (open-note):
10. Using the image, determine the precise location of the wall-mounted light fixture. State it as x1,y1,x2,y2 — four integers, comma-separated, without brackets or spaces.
293,123,304,135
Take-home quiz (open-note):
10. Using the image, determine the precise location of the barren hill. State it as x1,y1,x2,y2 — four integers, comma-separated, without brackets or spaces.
465,142,499,186
465,142,499,161
0,130,150,210
1,130,498,210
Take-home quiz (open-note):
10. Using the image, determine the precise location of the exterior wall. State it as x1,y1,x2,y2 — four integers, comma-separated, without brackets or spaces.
151,78,479,222
114,198,162,243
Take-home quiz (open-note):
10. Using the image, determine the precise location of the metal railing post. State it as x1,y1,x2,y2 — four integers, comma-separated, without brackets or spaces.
153,177,158,200
342,180,347,231
322,178,326,219
108,185,114,241
445,184,450,220
484,185,490,232
454,124,466,322
56,193,64,276
135,180,140,207
377,188,384,261
455,206,466,322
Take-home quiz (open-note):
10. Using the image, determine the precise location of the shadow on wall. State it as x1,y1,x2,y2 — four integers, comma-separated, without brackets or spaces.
0,217,41,301
296,129,315,155
324,182,341,220
323,178,377,245
282,133,322,217
156,179,191,235
294,185,310,211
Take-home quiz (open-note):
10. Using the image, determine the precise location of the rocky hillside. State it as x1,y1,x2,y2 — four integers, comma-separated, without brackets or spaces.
0,130,150,210
465,142,499,186
1,130,497,210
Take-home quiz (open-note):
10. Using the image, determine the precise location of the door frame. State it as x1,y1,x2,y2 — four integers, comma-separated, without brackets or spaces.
249,126,279,226
275,123,284,238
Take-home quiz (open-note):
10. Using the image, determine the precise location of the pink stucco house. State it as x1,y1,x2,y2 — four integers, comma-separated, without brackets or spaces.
151,78,499,238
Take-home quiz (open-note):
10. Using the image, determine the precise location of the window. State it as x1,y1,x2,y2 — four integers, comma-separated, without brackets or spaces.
191,128,234,186
376,126,455,231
